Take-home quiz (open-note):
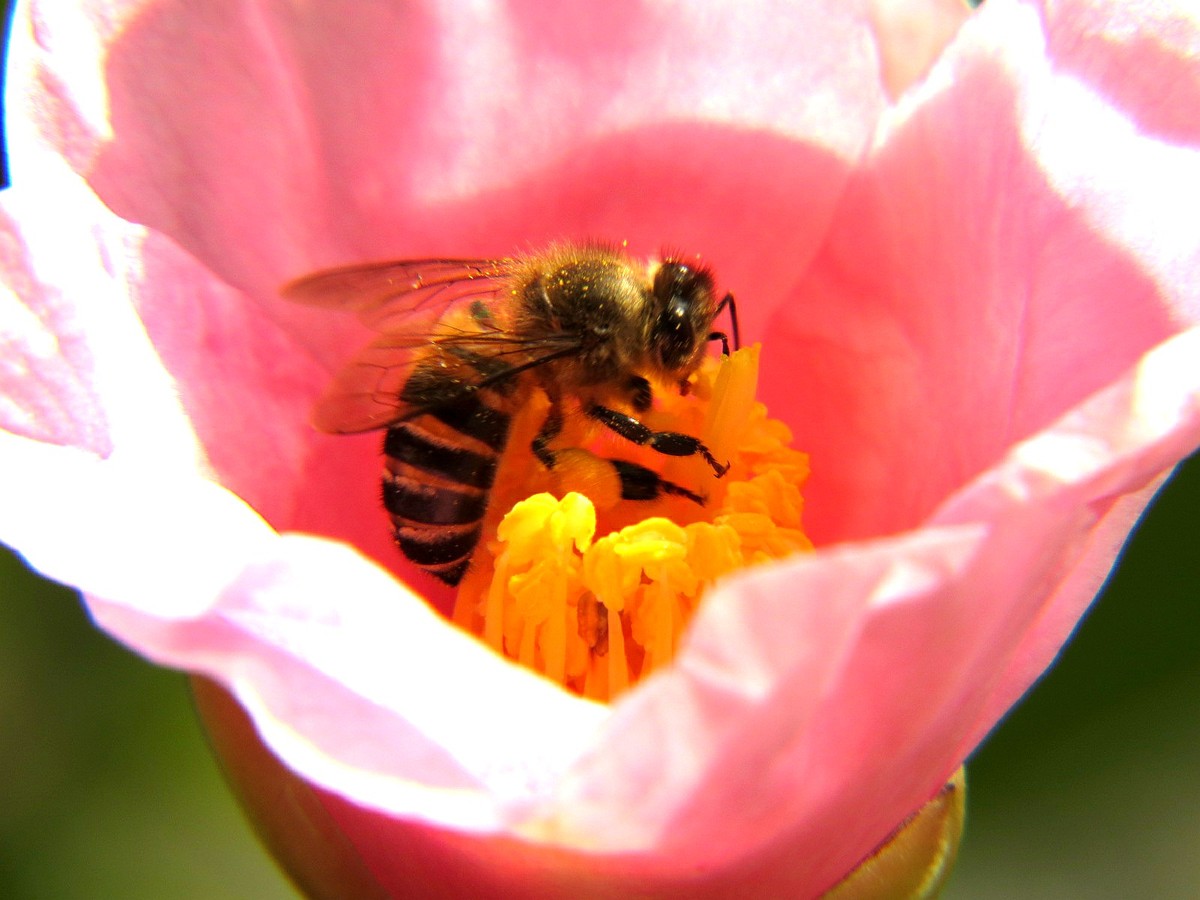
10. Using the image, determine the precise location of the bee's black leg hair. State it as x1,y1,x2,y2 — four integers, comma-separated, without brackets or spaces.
713,292,740,351
587,404,729,477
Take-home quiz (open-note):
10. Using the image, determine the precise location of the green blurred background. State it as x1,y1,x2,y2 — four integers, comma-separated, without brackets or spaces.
2,454,1198,898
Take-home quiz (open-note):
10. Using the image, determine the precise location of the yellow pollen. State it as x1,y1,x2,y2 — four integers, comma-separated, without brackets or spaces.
452,345,812,701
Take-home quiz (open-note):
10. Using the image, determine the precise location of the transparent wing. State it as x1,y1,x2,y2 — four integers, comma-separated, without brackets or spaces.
282,257,515,333
283,256,579,434
311,330,582,433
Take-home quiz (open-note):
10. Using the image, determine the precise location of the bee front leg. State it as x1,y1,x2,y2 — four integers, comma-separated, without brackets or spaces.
586,404,730,477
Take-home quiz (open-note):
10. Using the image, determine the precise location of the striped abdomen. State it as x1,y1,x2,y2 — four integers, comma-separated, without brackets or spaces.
382,368,513,585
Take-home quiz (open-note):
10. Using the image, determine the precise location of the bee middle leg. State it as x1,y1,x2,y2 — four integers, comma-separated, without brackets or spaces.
532,404,707,506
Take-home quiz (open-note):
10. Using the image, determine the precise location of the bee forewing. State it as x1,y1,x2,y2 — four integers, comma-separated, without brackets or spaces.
282,261,416,309
282,258,513,331
285,256,522,432
364,276,510,335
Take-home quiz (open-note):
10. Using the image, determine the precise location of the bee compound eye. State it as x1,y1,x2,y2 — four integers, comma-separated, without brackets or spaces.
652,298,696,371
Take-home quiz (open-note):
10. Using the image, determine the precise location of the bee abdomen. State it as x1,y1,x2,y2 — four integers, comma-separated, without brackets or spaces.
382,477,488,525
428,397,510,452
382,398,512,585
394,521,482,574
391,519,483,559
384,422,498,488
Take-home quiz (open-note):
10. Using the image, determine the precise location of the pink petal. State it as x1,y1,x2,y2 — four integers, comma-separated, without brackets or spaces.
869,0,972,98
88,532,609,832
29,0,887,302
0,200,111,453
766,0,1200,545
0,434,275,618
1043,0,1200,147
0,171,197,462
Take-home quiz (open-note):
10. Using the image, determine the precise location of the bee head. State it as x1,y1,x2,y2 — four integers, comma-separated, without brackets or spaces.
648,260,717,374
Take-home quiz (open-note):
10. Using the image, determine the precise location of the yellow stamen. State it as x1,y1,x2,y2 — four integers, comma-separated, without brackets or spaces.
453,346,811,701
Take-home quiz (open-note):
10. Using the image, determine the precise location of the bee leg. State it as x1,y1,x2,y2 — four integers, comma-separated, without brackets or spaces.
587,404,730,477
611,459,705,505
713,292,741,351
533,402,706,506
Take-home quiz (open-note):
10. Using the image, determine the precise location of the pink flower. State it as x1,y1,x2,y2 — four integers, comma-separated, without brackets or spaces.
3,0,1199,895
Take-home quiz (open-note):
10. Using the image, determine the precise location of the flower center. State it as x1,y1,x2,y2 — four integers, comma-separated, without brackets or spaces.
452,346,811,701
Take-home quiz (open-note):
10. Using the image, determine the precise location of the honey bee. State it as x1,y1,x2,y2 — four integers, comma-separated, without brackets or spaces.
284,243,740,585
